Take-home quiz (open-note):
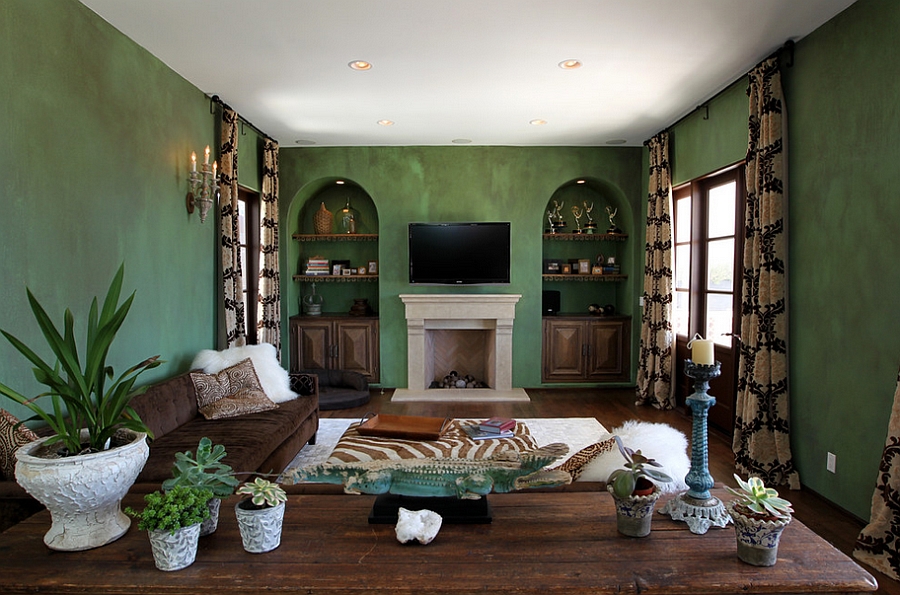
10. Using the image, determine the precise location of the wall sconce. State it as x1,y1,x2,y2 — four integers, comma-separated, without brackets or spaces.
187,146,217,223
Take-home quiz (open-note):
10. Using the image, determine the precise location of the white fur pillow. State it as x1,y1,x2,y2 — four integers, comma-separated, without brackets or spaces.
577,420,690,493
191,343,297,404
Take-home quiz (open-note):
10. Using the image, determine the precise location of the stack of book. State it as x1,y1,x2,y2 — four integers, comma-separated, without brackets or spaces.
463,417,516,440
305,257,330,276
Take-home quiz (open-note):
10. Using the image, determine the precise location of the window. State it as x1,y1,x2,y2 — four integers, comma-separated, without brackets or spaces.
237,187,261,344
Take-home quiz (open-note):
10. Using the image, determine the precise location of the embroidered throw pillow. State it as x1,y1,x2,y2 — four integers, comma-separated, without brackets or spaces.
190,358,278,420
0,410,39,479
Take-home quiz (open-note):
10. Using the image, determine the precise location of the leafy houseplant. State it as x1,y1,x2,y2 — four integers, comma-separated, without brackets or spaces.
725,473,793,567
126,486,212,571
162,437,239,535
235,478,288,553
0,264,161,551
606,436,673,538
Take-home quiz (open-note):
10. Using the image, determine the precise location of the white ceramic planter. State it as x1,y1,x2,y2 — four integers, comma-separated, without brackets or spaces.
726,501,791,566
235,500,285,553
14,429,149,551
608,484,661,538
148,523,201,571
200,497,221,536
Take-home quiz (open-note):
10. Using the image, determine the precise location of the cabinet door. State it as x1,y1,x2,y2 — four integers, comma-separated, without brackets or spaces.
294,319,333,371
542,319,587,381
335,319,380,382
586,320,630,381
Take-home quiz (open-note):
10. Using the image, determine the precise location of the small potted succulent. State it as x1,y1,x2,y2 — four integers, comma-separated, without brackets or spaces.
234,477,287,553
162,437,239,535
126,486,212,571
606,436,673,537
725,473,793,566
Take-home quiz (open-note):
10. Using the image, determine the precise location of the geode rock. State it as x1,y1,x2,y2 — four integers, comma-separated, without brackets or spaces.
395,507,442,545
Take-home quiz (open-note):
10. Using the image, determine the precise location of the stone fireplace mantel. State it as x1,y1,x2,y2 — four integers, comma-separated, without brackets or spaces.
392,294,528,402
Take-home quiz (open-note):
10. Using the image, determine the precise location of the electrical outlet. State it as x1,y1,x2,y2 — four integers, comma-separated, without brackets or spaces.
638,296,645,307
827,452,837,473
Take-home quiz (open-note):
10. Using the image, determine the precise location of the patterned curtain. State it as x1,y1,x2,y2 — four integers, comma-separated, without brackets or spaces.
732,57,799,489
220,107,246,348
854,366,900,580
258,139,281,354
636,131,675,410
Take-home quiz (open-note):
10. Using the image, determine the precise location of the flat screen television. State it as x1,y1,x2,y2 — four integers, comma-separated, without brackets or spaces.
408,222,511,285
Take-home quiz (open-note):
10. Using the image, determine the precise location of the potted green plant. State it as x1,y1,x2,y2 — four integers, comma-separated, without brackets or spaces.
162,437,239,536
725,473,793,566
0,264,162,551
126,486,212,571
234,477,287,553
606,436,673,537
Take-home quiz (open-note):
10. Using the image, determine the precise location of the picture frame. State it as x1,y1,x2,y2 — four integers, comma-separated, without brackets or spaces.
368,260,378,274
543,258,562,274
578,259,591,274
331,259,351,276
561,263,572,274
332,264,343,276
342,268,353,276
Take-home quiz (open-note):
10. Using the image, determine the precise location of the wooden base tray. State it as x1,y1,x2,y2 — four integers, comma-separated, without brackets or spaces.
357,414,451,440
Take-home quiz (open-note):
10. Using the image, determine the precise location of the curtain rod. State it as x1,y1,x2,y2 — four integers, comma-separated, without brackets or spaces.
209,95,275,143
644,39,795,146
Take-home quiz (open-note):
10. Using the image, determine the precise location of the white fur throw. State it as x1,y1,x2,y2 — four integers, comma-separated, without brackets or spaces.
577,420,690,493
191,343,297,404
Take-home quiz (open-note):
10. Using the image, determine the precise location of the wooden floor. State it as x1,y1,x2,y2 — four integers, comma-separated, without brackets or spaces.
329,386,898,595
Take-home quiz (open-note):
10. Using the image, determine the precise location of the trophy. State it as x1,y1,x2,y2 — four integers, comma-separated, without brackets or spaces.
583,201,597,234
606,206,623,234
550,200,567,233
571,205,583,234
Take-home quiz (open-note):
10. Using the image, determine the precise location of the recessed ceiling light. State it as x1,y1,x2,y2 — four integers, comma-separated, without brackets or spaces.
294,139,316,145
576,180,586,184
451,138,472,144
605,138,628,145
559,59,582,70
530,119,548,126
336,180,345,185
348,60,372,71
377,119,394,126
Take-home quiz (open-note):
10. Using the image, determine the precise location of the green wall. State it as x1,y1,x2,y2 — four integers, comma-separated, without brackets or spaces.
278,146,645,389
668,0,900,519
0,1,218,421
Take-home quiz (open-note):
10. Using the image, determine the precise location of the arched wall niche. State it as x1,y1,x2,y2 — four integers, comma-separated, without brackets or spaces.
542,177,633,234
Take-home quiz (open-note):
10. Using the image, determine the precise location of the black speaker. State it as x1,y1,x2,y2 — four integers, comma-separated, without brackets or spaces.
542,290,560,315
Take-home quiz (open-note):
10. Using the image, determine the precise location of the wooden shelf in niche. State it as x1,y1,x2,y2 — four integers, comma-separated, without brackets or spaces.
292,274,378,283
293,233,378,242
542,233,627,242
542,274,627,282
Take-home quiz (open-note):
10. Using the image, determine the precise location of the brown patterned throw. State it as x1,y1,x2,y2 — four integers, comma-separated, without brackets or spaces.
191,358,278,420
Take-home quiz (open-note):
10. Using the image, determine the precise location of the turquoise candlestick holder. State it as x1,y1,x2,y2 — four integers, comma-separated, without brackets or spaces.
659,360,733,534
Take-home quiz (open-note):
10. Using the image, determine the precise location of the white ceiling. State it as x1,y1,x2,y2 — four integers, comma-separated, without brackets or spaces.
80,0,856,148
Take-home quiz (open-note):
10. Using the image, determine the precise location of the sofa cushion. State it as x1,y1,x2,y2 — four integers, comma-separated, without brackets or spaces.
191,359,278,420
191,343,297,403
0,411,38,480
130,372,200,439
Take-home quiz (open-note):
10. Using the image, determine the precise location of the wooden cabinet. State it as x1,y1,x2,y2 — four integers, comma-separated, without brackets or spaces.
289,315,379,382
542,316,630,383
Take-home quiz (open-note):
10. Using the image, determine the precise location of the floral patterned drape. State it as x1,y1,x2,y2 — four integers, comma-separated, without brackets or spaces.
220,106,246,348
732,56,799,489
636,131,675,410
258,139,281,354
854,366,900,580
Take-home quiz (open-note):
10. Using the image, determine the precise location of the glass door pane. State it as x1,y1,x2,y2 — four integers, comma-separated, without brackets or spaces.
705,293,733,346
708,182,736,238
706,238,734,292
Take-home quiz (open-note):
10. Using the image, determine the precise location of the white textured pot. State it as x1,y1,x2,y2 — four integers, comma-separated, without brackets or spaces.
14,429,149,551
235,500,285,553
148,523,201,571
200,497,222,536
726,501,791,567
608,484,661,538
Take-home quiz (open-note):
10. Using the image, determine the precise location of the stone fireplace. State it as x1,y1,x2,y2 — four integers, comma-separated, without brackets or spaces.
391,294,528,402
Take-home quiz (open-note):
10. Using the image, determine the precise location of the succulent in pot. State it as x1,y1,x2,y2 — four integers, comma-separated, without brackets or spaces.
234,477,288,553
162,437,239,535
606,436,673,537
126,486,212,571
725,473,793,566
0,264,162,551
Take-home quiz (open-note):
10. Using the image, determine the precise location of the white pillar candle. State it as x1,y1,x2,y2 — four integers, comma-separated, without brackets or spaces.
688,334,715,365
204,145,210,164
191,152,197,172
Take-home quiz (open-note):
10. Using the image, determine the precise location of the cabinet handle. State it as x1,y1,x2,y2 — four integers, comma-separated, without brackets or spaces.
582,344,588,357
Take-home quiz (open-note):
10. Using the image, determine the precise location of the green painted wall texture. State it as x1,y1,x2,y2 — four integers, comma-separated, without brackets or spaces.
3,0,897,522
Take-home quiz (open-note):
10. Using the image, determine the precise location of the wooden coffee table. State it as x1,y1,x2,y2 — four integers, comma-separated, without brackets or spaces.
0,490,877,594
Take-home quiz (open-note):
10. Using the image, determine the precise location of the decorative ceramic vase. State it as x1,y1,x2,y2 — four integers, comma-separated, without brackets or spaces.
148,523,202,571
608,484,661,538
314,202,333,235
14,429,149,551
726,501,791,567
350,298,371,316
200,497,221,536
337,198,359,234
235,501,285,553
